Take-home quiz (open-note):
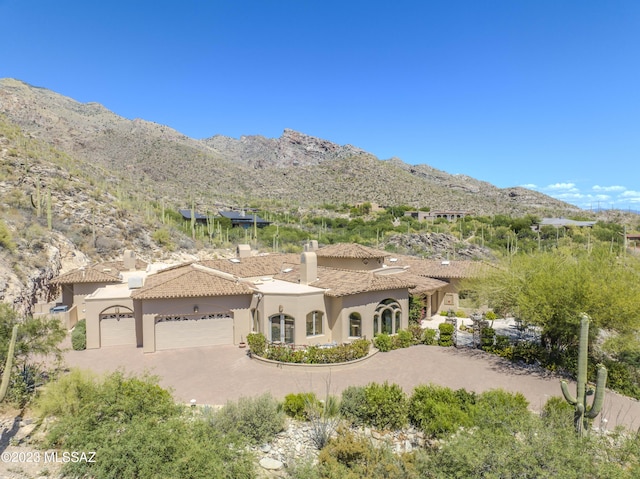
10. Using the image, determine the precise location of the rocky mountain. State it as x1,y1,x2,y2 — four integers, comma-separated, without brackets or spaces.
0,78,581,215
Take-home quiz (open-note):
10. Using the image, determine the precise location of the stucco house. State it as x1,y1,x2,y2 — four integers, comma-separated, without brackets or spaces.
49,243,481,353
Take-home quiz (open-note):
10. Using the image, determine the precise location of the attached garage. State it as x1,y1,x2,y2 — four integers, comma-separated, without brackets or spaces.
154,313,234,351
99,307,136,347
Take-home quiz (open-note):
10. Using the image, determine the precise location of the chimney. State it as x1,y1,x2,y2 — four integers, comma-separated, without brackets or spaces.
123,250,136,271
236,244,251,259
300,251,317,285
303,240,319,252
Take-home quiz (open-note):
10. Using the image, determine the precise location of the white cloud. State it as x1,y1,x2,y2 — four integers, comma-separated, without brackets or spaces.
621,190,640,198
546,182,577,190
521,183,538,189
593,185,626,192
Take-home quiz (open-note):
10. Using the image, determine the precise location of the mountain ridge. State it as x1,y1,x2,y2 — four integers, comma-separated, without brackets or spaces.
0,77,579,215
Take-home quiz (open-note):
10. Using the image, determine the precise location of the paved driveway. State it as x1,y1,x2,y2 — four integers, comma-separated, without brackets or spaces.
64,344,640,431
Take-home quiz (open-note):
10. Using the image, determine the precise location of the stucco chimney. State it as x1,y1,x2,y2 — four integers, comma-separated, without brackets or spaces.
300,251,317,285
304,240,319,252
237,244,251,258
123,250,136,271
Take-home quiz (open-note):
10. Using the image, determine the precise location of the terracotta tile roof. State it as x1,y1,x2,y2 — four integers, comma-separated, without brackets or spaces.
388,257,486,279
50,257,149,285
101,259,149,272
131,264,255,300
198,254,299,278
315,243,389,259
275,265,416,297
50,267,121,285
396,272,448,295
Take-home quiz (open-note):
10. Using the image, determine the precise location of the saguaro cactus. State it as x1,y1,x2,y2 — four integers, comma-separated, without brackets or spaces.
560,314,608,435
0,325,18,402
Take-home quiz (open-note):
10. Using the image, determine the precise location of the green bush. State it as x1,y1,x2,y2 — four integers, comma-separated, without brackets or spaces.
407,322,424,343
373,333,393,352
438,322,454,347
422,328,437,345
480,327,496,351
34,371,258,479
339,385,367,425
283,392,318,420
540,396,575,430
363,382,408,430
71,319,86,350
409,384,476,438
494,334,511,351
474,389,529,432
455,310,467,318
259,339,370,364
393,329,414,349
484,310,498,321
318,429,408,478
247,332,266,356
214,393,285,445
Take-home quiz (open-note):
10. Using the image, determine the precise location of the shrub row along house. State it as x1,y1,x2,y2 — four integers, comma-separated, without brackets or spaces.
48,243,482,353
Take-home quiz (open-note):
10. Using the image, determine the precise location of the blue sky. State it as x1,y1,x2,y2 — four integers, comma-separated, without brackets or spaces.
1,0,639,211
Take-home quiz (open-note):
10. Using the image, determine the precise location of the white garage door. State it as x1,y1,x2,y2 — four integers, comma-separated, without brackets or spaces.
155,314,234,351
100,315,136,347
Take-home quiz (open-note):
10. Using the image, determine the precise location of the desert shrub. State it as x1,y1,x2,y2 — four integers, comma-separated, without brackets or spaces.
71,319,86,350
439,310,449,316
484,310,498,321
480,327,496,350
455,310,467,318
340,385,367,425
213,393,285,445
247,332,266,356
35,371,257,479
258,339,370,364
438,323,454,347
318,429,409,479
474,389,529,432
393,329,413,349
0,219,15,251
151,228,174,250
540,396,575,429
407,322,424,343
494,334,511,351
283,392,318,420
363,382,408,430
422,328,437,345
373,333,393,352
409,384,476,438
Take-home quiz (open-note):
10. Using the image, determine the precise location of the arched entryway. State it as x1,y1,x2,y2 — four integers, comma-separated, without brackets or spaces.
372,299,402,336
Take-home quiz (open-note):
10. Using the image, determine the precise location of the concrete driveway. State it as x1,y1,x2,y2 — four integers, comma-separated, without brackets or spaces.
64,344,640,431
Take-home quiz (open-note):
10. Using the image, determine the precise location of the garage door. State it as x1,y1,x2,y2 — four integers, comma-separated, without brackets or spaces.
100,314,136,347
155,314,234,351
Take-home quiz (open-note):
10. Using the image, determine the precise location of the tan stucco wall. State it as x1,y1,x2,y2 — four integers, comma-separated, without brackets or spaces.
85,295,136,349
140,295,253,353
331,288,410,343
257,291,328,345
431,281,459,313
72,283,114,321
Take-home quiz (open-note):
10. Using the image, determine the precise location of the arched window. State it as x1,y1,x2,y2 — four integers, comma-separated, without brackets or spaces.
270,313,295,344
306,311,323,336
373,299,402,336
349,313,362,338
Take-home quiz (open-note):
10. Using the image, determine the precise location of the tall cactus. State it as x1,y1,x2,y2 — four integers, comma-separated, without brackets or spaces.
560,314,608,435
0,325,18,402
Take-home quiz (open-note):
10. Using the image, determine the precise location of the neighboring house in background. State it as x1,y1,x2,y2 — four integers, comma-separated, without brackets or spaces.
531,218,597,231
48,243,483,353
178,209,210,224
404,210,471,222
218,210,271,228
